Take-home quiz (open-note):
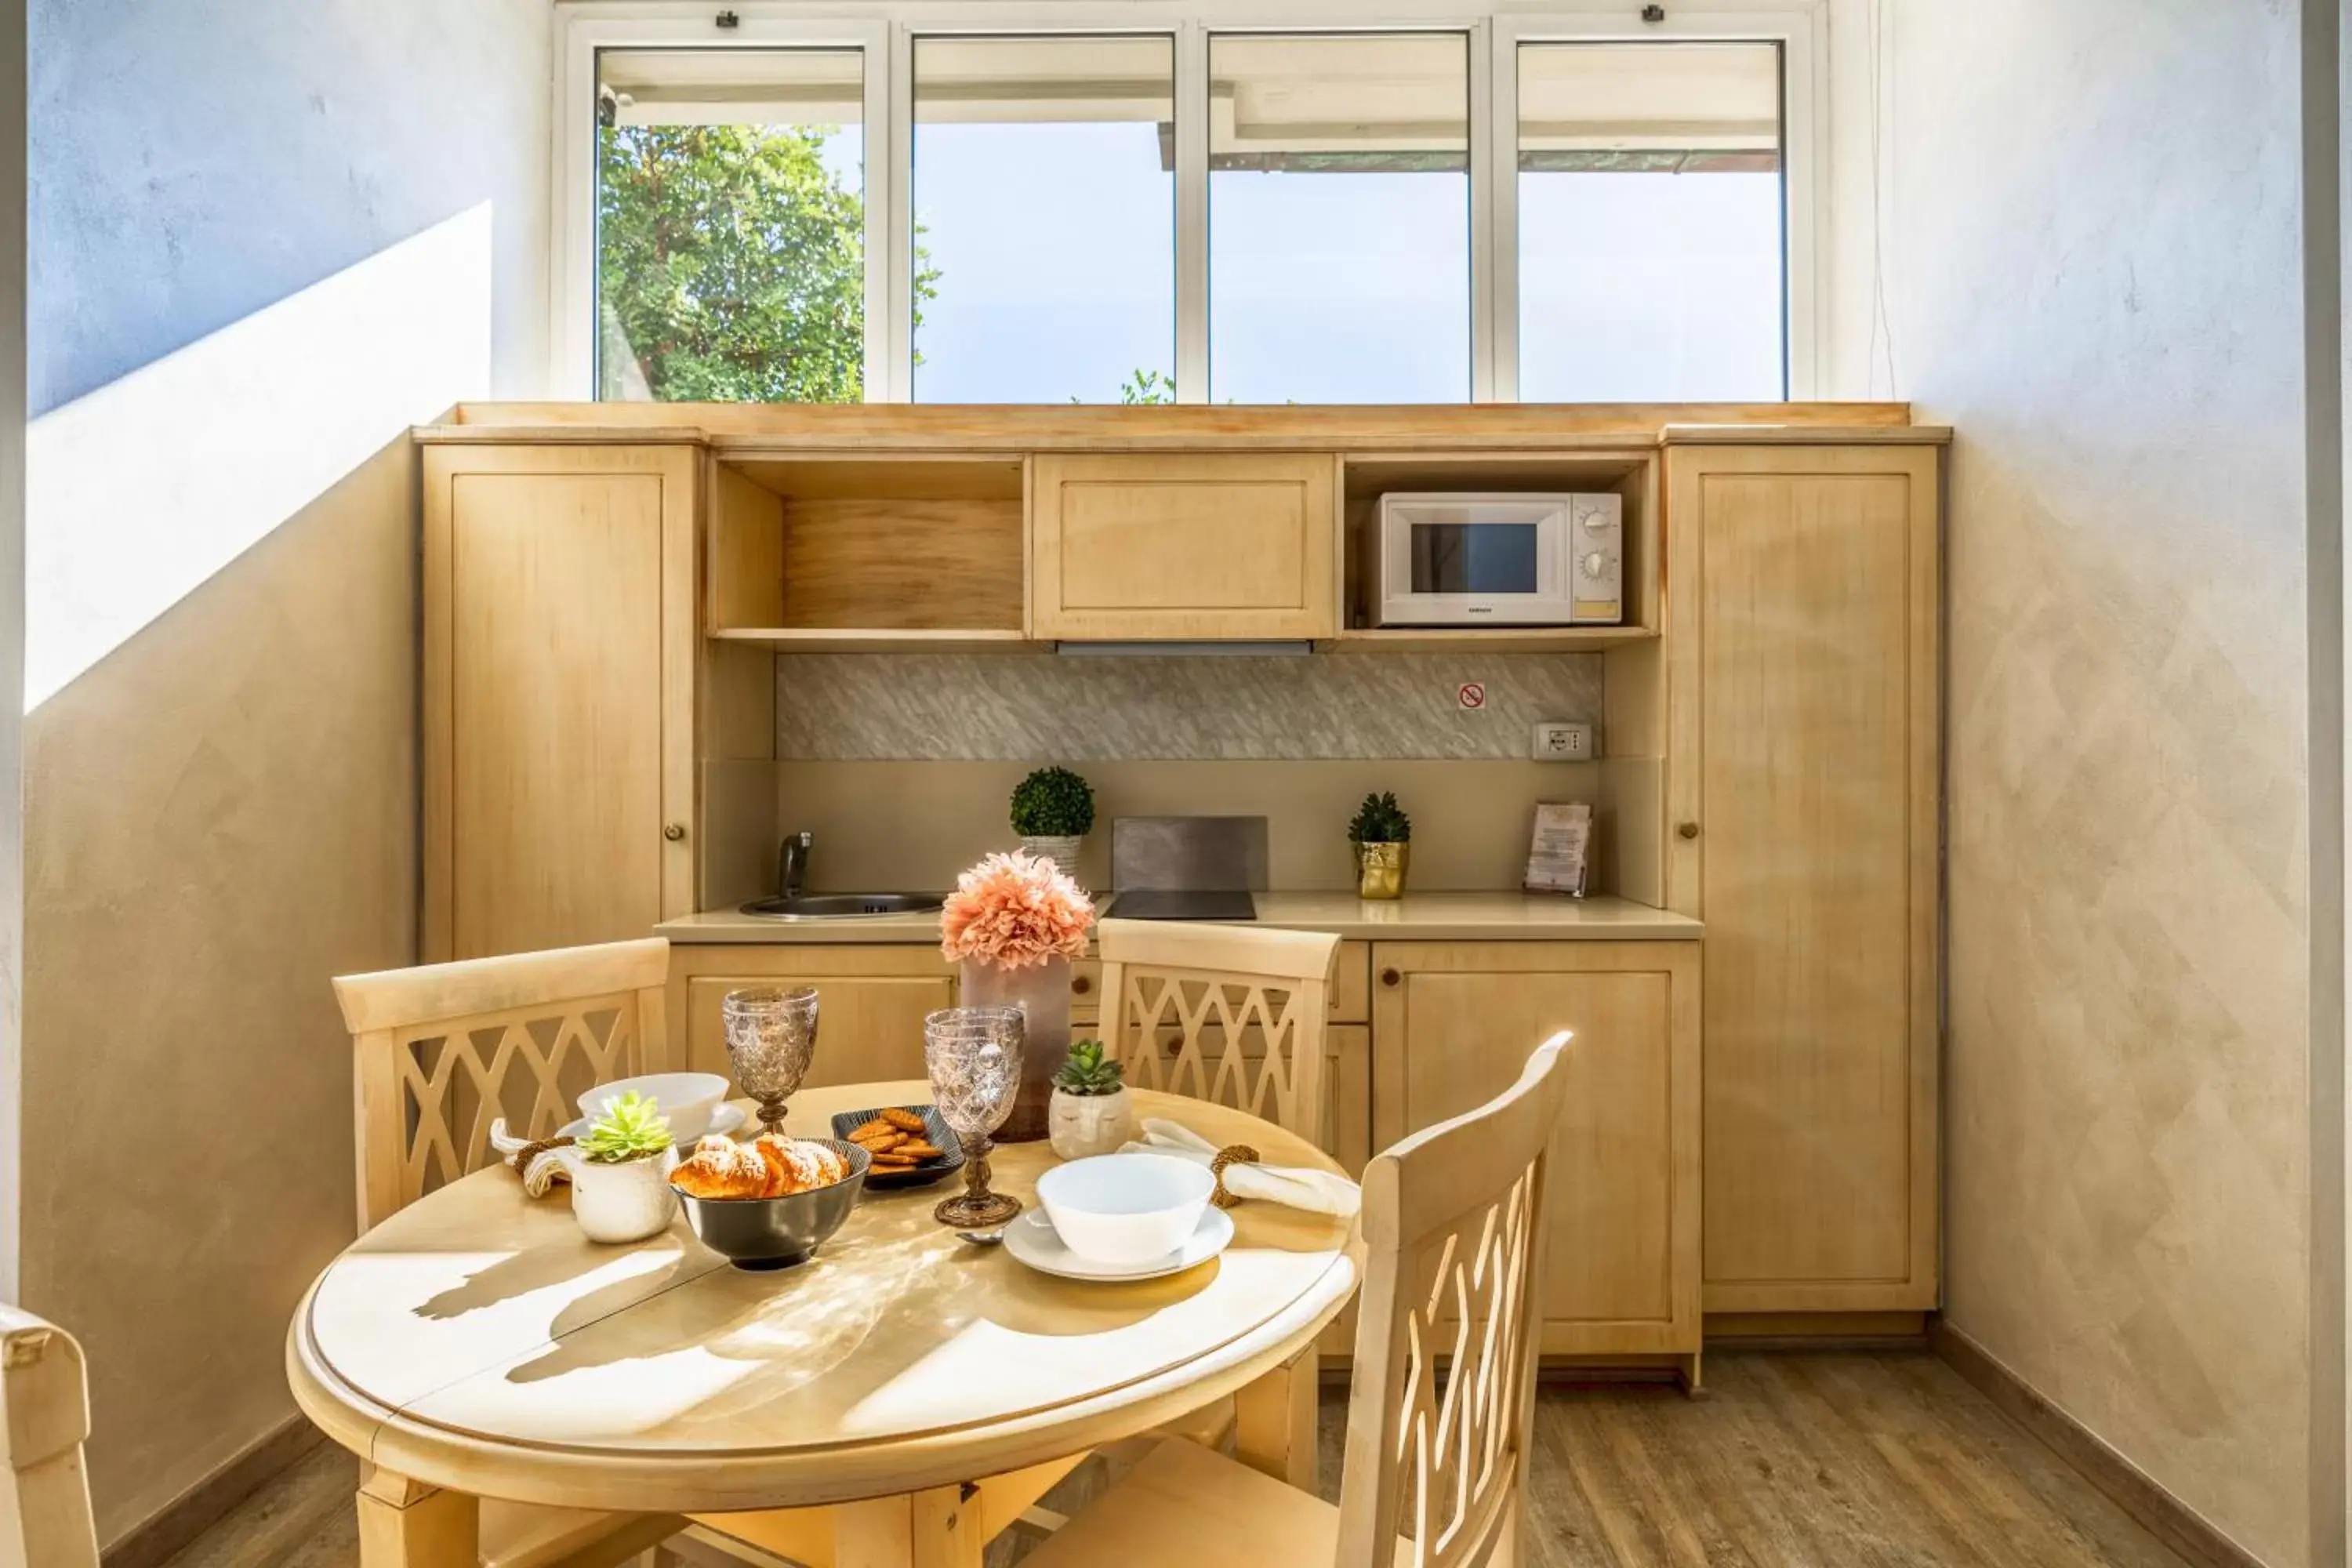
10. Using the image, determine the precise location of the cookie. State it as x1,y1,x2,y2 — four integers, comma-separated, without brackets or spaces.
896,1140,943,1161
883,1108,927,1133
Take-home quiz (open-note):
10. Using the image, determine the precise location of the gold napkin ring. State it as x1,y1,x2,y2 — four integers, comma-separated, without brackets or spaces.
1210,1143,1260,1209
514,1134,575,1180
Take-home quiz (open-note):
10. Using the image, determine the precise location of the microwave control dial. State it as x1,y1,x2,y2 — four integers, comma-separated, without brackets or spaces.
1566,495,1624,625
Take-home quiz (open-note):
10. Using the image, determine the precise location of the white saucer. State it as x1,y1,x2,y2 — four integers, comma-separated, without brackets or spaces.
1004,1205,1236,1283
558,1102,747,1142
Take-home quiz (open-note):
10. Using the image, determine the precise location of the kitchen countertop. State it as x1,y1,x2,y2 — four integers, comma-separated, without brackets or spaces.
655,891,1701,945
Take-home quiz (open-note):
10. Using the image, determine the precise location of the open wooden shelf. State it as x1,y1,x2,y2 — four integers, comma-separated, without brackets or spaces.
1327,626,1658,654
710,627,1041,654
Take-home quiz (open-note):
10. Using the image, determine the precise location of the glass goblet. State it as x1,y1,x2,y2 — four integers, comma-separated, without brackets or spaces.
722,986,818,1137
923,1005,1025,1229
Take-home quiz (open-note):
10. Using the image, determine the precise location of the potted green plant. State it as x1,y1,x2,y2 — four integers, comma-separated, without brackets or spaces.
557,1091,681,1243
1348,791,1412,901
1010,765,1096,880
1048,1039,1136,1160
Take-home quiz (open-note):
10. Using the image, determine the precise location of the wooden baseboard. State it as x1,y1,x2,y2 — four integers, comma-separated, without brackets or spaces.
1704,1310,1928,1348
1928,1320,2263,1568
100,1414,327,1568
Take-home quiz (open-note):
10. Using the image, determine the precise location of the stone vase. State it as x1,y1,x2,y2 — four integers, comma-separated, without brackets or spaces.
1048,1086,1138,1161
958,955,1071,1142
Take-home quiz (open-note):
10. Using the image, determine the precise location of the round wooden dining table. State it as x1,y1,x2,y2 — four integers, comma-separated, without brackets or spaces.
288,1081,1361,1568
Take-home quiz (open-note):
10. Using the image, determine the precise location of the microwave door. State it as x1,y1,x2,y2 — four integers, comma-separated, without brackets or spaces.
1383,515,1569,624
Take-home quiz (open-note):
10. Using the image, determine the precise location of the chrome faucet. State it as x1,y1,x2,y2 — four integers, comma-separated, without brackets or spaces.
779,831,813,899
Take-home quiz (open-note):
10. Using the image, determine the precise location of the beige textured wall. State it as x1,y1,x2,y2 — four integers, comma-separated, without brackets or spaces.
20,439,417,1542
1887,2,2312,1562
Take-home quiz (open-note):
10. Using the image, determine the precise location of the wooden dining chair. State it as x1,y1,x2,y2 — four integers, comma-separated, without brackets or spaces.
332,938,702,1568
1,1306,99,1568
1095,920,1343,1142
1018,1030,1575,1568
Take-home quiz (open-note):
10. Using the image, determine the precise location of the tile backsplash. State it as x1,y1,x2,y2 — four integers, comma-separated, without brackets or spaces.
774,652,1603,761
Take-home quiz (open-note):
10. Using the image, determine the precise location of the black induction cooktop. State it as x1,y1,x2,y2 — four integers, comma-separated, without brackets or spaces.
1103,889,1258,921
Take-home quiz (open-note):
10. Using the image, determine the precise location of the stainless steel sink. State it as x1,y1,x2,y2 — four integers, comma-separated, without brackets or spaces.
739,893,944,920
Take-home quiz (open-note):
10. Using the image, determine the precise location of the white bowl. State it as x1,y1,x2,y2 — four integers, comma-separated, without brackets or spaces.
1036,1153,1216,1267
579,1073,731,1144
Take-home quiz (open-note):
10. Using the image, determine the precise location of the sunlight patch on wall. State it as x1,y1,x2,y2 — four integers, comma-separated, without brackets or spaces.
24,203,495,710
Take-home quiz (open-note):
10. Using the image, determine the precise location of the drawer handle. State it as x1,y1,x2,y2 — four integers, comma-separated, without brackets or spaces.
1380,967,1401,988
664,822,688,842
1072,975,1092,995
1676,821,1700,840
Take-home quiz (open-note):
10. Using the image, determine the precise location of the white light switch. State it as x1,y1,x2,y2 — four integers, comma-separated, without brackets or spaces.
1532,721,1595,762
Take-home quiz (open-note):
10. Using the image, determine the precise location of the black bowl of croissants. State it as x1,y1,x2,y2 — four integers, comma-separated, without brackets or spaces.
670,1132,870,1269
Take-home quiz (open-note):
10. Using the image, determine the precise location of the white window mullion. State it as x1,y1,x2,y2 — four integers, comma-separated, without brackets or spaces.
1486,21,1519,403
884,22,916,402
1174,21,1210,404
1468,20,1497,402
862,24,895,404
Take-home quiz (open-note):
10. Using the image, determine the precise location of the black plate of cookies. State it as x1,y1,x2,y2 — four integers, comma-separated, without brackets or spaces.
829,1104,965,1189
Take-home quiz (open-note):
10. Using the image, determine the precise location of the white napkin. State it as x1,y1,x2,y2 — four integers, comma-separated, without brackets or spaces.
1119,1118,1361,1218
488,1119,575,1198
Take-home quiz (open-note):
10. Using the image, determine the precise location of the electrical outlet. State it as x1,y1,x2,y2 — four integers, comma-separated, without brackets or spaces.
1532,721,1595,762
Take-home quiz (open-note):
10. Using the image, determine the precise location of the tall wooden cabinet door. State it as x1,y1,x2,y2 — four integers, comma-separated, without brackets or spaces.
670,946,956,1086
1663,443,1941,1313
1370,942,1702,1359
423,444,699,961
1031,453,1338,640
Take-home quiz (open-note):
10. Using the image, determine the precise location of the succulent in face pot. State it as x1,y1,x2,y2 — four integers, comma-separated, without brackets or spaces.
1348,791,1412,901
560,1091,682,1243
1047,1039,1137,1161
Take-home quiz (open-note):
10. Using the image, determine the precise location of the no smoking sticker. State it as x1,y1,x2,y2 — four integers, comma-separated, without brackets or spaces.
1457,682,1486,710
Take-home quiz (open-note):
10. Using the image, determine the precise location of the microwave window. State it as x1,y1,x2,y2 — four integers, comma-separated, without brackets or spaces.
1410,522,1540,594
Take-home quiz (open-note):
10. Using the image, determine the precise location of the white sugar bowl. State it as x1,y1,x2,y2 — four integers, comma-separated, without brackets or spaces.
1036,1153,1214,1267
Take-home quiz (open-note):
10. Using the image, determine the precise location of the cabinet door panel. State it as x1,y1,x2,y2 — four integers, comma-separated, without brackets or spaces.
1665,446,1940,1310
423,445,696,961
1370,942,1700,1359
1033,454,1337,640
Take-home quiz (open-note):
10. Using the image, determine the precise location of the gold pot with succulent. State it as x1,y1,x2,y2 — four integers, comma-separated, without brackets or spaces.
557,1091,681,1243
1349,791,1412,900
1048,1039,1137,1160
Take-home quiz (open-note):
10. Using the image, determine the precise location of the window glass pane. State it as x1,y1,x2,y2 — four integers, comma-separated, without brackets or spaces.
914,36,1175,404
1516,42,1784,401
1209,34,1470,404
596,49,866,403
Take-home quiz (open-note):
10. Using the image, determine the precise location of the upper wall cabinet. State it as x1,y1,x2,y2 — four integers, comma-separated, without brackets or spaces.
421,442,699,961
1663,441,1942,1315
1031,453,1340,641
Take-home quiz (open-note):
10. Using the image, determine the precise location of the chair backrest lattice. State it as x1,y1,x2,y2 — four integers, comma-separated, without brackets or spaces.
332,938,673,1229
1334,1032,1574,1568
1094,919,1341,1142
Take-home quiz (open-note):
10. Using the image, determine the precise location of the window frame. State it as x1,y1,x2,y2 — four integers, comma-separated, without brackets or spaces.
553,0,1826,404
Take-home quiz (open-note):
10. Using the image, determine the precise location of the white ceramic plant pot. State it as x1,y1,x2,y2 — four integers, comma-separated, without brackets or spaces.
1020,834,1084,883
1048,1086,1137,1162
560,1144,681,1243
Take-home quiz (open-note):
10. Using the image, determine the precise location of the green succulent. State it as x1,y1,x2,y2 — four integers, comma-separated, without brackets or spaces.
1053,1039,1125,1098
1011,766,1097,837
1348,791,1412,845
579,1091,673,1163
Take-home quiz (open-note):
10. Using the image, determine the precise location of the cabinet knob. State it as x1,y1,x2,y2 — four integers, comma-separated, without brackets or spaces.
1380,967,1401,988
1072,975,1092,996
1676,821,1700,840
664,822,688,842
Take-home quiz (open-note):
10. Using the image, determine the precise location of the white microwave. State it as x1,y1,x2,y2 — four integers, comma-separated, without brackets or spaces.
1371,492,1623,627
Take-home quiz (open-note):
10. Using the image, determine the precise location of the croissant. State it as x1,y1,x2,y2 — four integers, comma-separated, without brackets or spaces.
753,1133,848,1195
670,1135,769,1200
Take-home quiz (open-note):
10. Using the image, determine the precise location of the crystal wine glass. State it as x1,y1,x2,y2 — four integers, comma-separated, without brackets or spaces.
722,986,818,1137
923,1005,1025,1228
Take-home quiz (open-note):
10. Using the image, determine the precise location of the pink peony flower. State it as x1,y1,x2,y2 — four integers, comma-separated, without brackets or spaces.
940,851,1095,970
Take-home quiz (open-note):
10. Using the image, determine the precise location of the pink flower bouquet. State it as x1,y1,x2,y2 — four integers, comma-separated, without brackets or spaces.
940,851,1094,971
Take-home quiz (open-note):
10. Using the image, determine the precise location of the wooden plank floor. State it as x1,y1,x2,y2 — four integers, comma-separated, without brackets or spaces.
157,1353,2189,1568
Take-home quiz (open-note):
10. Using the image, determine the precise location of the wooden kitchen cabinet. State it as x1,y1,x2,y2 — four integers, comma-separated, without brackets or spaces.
1664,441,1941,1314
1370,942,1701,1366
670,945,956,1087
1031,453,1339,641
421,441,699,960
